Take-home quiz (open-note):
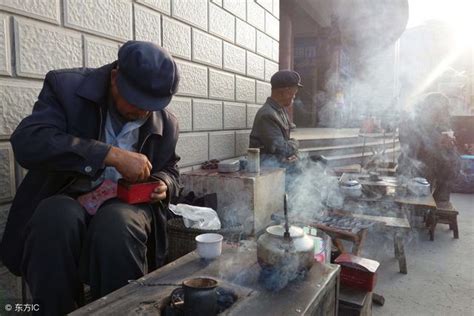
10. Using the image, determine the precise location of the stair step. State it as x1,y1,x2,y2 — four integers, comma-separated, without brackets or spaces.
300,140,400,156
320,148,400,167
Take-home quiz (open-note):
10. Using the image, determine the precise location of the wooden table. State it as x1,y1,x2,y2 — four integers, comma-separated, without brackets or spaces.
72,242,340,316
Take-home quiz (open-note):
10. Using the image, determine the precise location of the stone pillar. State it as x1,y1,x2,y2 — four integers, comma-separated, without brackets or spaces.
279,0,295,121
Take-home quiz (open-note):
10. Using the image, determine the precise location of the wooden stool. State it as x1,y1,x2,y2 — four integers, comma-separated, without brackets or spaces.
429,201,459,240
313,223,369,256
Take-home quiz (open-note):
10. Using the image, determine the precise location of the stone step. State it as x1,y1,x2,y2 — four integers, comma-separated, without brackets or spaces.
300,140,400,156
319,148,400,167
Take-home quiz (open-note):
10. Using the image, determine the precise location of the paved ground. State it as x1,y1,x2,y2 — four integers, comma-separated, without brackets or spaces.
361,193,474,316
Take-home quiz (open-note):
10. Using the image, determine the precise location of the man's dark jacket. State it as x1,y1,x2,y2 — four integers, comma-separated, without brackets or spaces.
0,62,181,276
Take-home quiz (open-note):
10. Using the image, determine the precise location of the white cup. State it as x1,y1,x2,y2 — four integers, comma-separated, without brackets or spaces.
195,233,223,259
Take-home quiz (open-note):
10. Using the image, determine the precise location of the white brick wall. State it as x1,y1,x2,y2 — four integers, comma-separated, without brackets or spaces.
0,0,280,198
14,17,82,78
167,97,192,131
223,42,246,74
176,60,208,97
0,14,11,76
223,0,246,21
256,80,271,104
84,36,119,68
193,99,223,130
64,0,132,41
246,103,262,127
176,132,209,166
0,78,42,136
134,4,161,45
0,143,15,203
236,19,256,51
209,69,235,100
224,102,246,129
192,29,222,68
162,17,191,60
236,75,256,103
136,0,171,15
246,0,265,31
246,51,265,80
209,131,235,159
172,0,208,30
236,130,251,155
0,0,60,24
209,3,234,42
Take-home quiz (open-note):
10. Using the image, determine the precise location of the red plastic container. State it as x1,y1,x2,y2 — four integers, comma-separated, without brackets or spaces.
335,253,380,292
117,179,161,204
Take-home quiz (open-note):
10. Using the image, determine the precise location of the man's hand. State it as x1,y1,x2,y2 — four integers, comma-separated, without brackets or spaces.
104,146,152,182
150,180,168,202
286,155,299,163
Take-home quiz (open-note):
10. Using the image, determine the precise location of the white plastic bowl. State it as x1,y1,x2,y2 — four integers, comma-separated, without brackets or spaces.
195,233,223,259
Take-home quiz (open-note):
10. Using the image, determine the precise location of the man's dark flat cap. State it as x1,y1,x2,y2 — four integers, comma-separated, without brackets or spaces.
116,41,180,111
270,70,303,89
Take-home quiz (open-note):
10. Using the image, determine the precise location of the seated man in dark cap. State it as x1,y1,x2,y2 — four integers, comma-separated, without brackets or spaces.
249,70,302,167
0,41,181,315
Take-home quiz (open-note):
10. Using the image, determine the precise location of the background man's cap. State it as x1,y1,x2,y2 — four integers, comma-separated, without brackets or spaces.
270,70,303,89
116,41,180,111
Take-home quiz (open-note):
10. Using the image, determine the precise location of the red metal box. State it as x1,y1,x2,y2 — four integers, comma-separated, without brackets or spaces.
117,179,161,204
335,253,380,292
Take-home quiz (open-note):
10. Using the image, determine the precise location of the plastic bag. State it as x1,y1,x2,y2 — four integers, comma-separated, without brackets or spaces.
169,204,221,230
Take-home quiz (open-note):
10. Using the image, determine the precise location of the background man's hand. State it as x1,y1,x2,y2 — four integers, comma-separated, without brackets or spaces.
104,146,152,182
150,180,168,202
286,155,299,163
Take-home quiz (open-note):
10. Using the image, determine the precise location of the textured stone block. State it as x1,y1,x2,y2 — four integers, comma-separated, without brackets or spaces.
209,3,234,42
236,75,255,103
264,59,278,81
0,143,15,203
84,36,119,68
192,29,222,68
136,0,170,14
162,17,191,60
224,102,246,129
236,18,255,51
256,30,273,59
64,0,132,41
176,132,209,167
257,0,273,12
172,0,207,30
246,0,265,31
256,80,271,104
247,103,262,127
134,4,161,45
0,14,11,76
181,168,285,234
175,60,208,97
265,11,279,40
272,39,279,62
0,78,42,136
209,131,235,160
246,51,265,80
235,130,251,155
167,97,192,131
14,18,82,79
193,99,223,131
273,0,279,17
0,0,60,24
223,0,246,21
209,69,235,101
223,42,246,74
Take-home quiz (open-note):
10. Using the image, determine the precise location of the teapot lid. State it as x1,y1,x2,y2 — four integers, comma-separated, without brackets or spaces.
266,225,304,238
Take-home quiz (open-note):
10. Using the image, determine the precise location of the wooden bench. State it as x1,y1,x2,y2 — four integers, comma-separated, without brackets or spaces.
428,201,459,240
331,211,410,274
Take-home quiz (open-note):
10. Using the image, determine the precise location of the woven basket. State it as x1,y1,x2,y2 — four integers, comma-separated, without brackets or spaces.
166,218,244,262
